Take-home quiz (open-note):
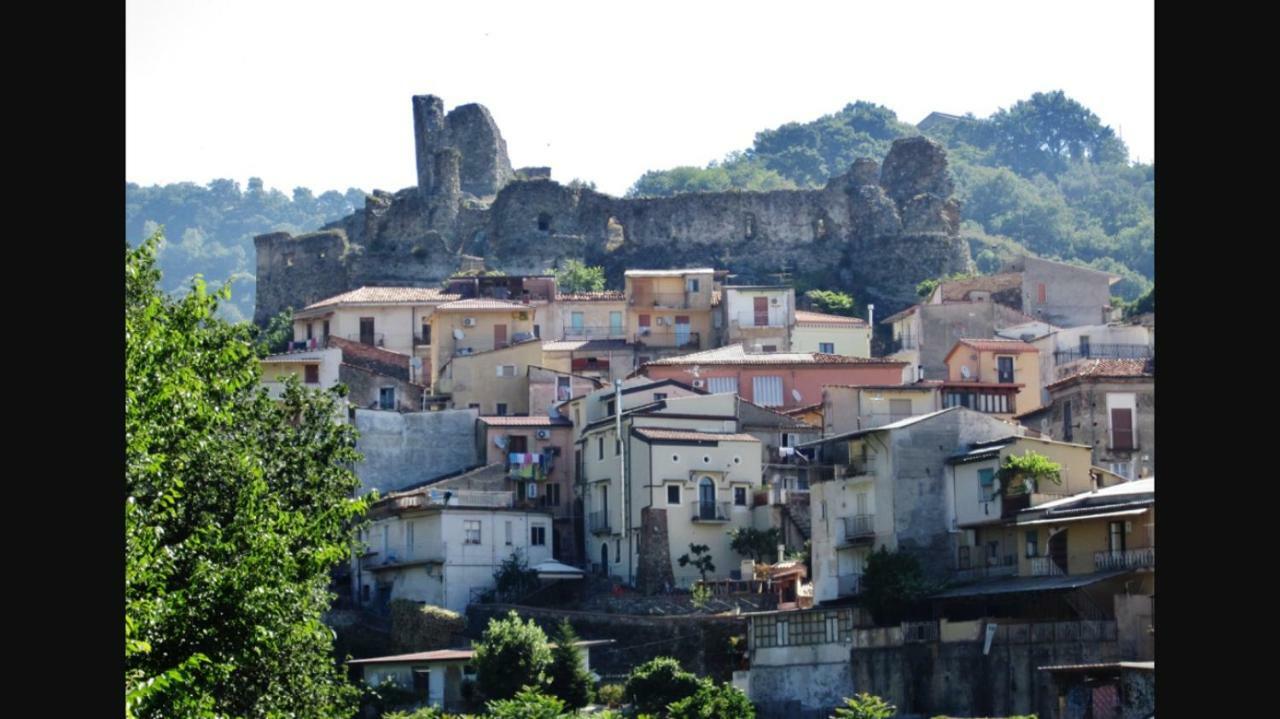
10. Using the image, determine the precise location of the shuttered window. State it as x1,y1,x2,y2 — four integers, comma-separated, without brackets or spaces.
1111,408,1135,449
707,376,739,395
752,376,784,407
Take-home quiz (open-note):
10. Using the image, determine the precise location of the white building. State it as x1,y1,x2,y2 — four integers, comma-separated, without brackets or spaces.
720,285,796,351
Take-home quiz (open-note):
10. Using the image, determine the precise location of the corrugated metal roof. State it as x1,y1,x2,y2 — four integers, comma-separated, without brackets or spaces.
633,427,760,443
930,569,1131,599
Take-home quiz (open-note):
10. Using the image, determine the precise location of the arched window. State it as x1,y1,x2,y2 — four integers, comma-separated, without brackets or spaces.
698,477,716,519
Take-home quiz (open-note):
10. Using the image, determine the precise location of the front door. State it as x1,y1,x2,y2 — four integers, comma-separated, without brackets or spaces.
1048,530,1069,575
753,297,769,326
699,477,716,519
1079,335,1091,358
997,356,1014,383
360,317,375,346
675,316,691,347
494,323,508,349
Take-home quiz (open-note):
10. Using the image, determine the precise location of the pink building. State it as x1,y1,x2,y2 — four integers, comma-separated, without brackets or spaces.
635,345,908,410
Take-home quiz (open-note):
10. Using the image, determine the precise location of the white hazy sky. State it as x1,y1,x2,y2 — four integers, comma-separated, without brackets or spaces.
126,0,1153,198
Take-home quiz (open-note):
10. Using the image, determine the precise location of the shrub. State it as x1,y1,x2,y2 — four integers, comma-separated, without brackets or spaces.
596,683,625,708
485,686,568,719
677,544,716,582
831,692,895,719
473,610,553,702
624,657,704,717
690,583,712,610
383,706,447,719
729,527,783,563
667,680,755,719
859,547,933,625
389,601,466,653
547,619,595,709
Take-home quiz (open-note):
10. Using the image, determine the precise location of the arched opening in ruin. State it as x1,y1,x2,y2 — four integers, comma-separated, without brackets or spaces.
605,216,625,252
744,213,756,240
815,216,830,239
537,212,553,232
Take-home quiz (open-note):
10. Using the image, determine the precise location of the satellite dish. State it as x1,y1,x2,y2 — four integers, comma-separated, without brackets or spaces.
961,366,972,380
453,328,465,340
690,365,702,378
791,389,803,402
410,357,422,368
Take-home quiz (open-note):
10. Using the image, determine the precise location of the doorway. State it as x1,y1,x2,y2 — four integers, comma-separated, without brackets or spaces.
1048,529,1069,575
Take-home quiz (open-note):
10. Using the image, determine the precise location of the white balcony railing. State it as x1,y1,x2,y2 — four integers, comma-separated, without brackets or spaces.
840,515,875,543
1029,557,1067,577
1094,547,1155,571
691,501,731,522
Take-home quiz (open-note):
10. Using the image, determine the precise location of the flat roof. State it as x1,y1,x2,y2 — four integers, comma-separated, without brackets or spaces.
930,569,1131,599
1040,661,1155,673
350,639,614,665
625,268,716,277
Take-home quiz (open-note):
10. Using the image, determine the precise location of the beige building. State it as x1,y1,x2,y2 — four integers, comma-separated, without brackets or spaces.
576,391,763,589
821,383,942,435
436,338,542,415
540,339,637,385
624,269,721,356
546,291,628,342
259,347,342,398
720,286,796,351
429,298,538,387
791,310,870,358
941,338,1042,418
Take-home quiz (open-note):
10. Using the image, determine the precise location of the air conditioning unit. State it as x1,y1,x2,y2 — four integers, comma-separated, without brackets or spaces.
770,297,780,305
536,429,551,439
656,317,669,326
463,317,477,327
692,379,705,388
639,327,651,336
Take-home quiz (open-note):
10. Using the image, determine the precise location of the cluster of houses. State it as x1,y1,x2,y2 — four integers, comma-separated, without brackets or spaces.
261,256,1154,713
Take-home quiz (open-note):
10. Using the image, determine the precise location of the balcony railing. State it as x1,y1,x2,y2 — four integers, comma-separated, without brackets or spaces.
1029,557,1067,577
1094,547,1155,571
588,510,611,535
885,337,919,354
1054,344,1151,365
629,292,705,310
954,555,1017,581
635,330,701,349
413,334,431,347
838,573,862,596
348,332,385,348
730,312,788,329
840,514,875,543
563,325,626,340
691,501,731,522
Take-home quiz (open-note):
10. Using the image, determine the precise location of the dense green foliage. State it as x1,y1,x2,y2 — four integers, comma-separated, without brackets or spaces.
624,657,704,717
125,232,368,718
677,543,716,582
859,547,934,626
831,692,896,719
666,680,756,719
473,611,553,702
485,687,569,719
627,91,1153,300
554,259,608,293
547,620,595,709
998,450,1063,494
804,289,856,317
125,178,366,322
729,527,783,563
596,683,625,708
490,550,542,602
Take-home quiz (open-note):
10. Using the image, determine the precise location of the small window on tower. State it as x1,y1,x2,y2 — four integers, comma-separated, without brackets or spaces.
537,212,553,232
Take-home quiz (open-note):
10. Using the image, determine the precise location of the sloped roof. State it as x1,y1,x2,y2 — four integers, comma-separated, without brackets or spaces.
478,416,572,427
954,338,1040,354
633,427,760,443
435,298,533,312
795,310,867,326
641,344,904,367
302,286,461,309
1045,358,1155,391
937,273,1022,302
555,291,625,302
625,268,716,277
541,339,634,352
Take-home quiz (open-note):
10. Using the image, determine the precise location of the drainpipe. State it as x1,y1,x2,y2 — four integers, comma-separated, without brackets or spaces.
615,379,630,585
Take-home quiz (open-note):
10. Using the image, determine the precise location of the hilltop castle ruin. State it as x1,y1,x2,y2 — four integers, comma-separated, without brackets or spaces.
254,94,974,324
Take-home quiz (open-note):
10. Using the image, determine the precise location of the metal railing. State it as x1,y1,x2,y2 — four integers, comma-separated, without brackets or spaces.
691,501,731,522
635,330,701,349
730,311,788,329
954,555,1018,581
1029,556,1067,577
841,514,875,542
348,332,385,347
588,510,611,534
1094,547,1155,571
629,292,708,310
562,325,626,340
391,489,513,509
413,334,431,346
1054,343,1151,364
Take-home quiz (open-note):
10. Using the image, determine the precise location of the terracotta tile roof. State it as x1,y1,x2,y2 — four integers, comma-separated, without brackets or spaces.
554,291,625,302
955,338,1039,354
479,416,572,427
822,382,942,390
633,427,761,443
624,268,716,277
795,310,867,326
435,298,534,312
938,273,1022,302
303,286,461,309
880,304,920,324
641,344,905,367
1045,358,1154,391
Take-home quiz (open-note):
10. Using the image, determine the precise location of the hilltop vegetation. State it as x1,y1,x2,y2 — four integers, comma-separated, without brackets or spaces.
628,91,1154,300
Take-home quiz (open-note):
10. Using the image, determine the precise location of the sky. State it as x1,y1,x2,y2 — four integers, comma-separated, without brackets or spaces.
126,0,1154,199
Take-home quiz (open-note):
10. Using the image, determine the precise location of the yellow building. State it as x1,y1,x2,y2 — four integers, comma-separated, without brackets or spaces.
791,310,871,357
436,338,543,415
942,338,1042,418
546,291,628,342
429,298,538,388
624,269,721,355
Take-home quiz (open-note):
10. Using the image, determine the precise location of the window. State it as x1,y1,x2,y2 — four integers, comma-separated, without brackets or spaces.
609,311,623,334
978,468,996,502
754,297,769,326
667,485,681,505
405,521,415,554
571,312,585,331
1037,283,1046,304
531,526,546,546
987,541,999,562
544,483,561,507
1111,408,1135,449
615,539,621,563
997,356,1015,383
958,545,971,569
496,403,508,416
762,345,778,352
819,342,835,354
597,437,604,460
734,487,747,506
421,322,431,345
653,392,668,401
607,400,616,416
305,365,320,384
505,520,513,546
1110,461,1133,479
686,278,700,293
752,375,784,407
379,387,396,410
306,323,314,340
1025,530,1038,558
615,435,621,456
323,320,330,339
464,520,481,545
496,365,517,377
1079,335,1091,357
360,317,376,345
537,212,552,231
1062,400,1073,442
533,324,541,338
707,376,739,394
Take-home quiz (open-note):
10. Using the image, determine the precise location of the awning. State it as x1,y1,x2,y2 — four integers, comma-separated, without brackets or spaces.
532,560,586,579
930,569,1131,599
1018,507,1150,526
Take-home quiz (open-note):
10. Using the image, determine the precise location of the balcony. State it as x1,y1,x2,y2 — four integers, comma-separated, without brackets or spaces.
413,334,431,347
630,291,701,310
348,332,386,348
839,515,875,545
730,311,788,329
1054,343,1151,365
885,337,919,354
953,555,1017,581
563,326,626,341
837,573,862,596
1094,547,1155,571
691,501,731,522
1029,557,1067,577
588,510,611,535
635,330,701,349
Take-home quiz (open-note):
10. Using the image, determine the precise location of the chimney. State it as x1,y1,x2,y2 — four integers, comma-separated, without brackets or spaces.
867,304,875,327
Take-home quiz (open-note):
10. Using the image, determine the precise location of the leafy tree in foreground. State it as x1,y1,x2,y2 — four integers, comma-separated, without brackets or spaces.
125,232,367,718
624,657,704,717
831,691,896,719
554,259,607,293
859,547,932,626
677,543,716,582
729,527,783,563
547,619,595,709
485,686,568,719
473,610,553,702
667,680,755,719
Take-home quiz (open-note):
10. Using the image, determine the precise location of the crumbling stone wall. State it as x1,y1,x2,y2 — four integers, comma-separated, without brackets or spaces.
255,95,973,325
635,507,675,595
389,600,467,653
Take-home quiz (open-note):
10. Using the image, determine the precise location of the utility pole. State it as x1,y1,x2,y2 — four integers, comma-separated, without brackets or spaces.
615,378,630,585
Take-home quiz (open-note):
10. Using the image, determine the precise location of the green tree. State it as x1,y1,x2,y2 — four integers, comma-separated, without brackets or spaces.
677,543,716,582
485,686,569,719
729,527,783,563
624,657,704,717
667,680,755,719
997,450,1063,496
546,620,595,710
253,307,295,356
554,259,607,293
859,547,932,626
831,692,896,719
804,289,856,316
987,90,1130,177
473,610,553,702
125,232,367,718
